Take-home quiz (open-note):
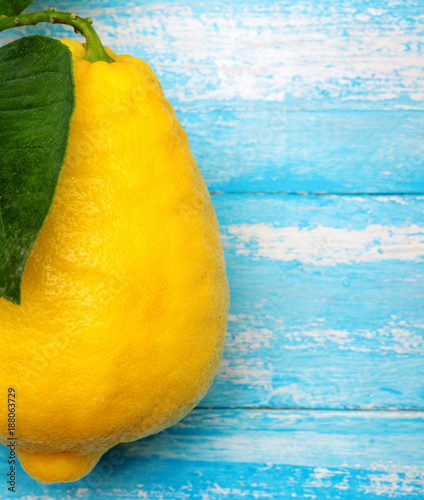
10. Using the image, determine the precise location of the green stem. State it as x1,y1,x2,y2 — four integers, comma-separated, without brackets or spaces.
0,8,114,63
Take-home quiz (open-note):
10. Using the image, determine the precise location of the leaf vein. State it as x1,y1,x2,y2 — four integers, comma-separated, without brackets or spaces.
0,71,72,86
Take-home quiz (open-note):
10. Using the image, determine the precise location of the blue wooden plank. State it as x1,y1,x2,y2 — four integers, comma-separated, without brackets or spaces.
3,0,422,110
176,108,424,194
199,194,424,409
1,409,423,499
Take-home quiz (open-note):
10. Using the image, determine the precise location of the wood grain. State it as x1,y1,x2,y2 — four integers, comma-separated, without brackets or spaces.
177,108,424,194
200,194,424,410
0,409,422,499
36,0,424,110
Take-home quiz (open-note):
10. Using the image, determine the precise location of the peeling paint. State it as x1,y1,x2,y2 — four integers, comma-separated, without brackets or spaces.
224,223,424,265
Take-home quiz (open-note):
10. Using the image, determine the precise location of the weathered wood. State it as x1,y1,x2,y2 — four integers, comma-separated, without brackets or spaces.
1,409,422,499
177,108,424,194
9,0,424,109
1,1,423,194
48,0,424,110
200,194,424,409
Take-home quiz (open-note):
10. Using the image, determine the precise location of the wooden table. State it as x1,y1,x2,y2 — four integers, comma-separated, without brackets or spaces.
1,0,423,498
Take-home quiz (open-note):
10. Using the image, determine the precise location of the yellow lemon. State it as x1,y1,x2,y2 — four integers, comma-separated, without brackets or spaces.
0,40,229,483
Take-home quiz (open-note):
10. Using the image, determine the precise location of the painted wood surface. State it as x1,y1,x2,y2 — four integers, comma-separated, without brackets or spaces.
19,0,423,110
0,0,423,498
178,108,424,194
0,409,423,499
203,194,424,410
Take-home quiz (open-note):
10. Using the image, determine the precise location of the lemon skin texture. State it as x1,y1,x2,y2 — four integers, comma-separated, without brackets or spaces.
0,40,229,484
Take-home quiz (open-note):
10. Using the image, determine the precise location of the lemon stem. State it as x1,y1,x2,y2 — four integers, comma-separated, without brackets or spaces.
0,8,114,63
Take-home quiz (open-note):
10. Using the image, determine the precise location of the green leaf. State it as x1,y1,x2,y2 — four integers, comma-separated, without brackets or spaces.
0,0,35,16
0,35,75,305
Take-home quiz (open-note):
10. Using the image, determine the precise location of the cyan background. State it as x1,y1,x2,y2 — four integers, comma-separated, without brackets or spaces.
0,0,423,498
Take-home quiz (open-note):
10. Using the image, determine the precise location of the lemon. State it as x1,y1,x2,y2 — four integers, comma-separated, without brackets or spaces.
0,40,229,483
